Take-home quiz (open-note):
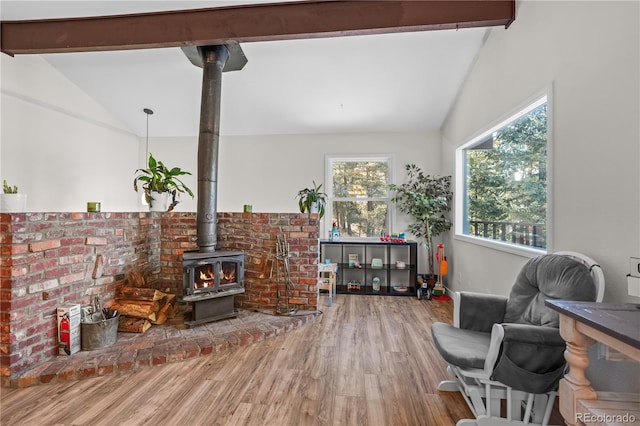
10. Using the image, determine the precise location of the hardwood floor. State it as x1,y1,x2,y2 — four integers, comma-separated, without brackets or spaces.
0,296,474,425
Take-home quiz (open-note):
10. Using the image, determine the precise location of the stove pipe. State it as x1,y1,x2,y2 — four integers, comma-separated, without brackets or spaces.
196,45,229,252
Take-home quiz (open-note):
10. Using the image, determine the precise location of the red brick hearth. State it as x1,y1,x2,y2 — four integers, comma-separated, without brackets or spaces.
0,212,320,385
4,309,315,388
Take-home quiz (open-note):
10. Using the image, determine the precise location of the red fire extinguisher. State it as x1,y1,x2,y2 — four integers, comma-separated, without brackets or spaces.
60,314,70,355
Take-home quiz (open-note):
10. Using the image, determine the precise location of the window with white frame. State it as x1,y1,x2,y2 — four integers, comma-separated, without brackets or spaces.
457,94,549,251
326,156,393,238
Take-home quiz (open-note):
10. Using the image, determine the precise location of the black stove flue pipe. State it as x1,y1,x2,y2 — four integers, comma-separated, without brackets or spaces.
182,43,246,252
196,45,229,252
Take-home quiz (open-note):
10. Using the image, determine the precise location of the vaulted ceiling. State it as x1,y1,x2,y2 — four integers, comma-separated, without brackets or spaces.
0,1,513,137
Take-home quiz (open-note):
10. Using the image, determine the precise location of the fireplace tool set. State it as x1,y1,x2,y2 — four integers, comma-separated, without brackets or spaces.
275,235,298,315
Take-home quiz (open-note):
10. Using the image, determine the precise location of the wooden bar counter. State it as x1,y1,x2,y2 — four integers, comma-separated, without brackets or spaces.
546,301,640,425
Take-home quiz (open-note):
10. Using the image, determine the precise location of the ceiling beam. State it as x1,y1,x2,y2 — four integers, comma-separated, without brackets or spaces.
1,0,515,56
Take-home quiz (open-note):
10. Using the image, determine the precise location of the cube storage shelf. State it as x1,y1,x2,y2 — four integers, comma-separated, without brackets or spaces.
320,239,417,296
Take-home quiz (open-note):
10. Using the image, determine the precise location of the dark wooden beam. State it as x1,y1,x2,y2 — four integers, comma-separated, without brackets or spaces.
1,0,515,56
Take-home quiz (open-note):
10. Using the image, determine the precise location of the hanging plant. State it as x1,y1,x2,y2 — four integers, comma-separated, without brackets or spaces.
133,153,194,211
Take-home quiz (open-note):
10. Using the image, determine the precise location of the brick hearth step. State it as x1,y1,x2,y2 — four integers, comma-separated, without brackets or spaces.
2,310,316,388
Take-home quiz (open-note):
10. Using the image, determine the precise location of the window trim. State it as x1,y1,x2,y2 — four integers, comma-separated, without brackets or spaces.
454,86,553,256
325,154,396,240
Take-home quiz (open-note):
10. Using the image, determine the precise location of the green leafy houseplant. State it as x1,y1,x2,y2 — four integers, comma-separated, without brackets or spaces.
133,153,194,211
3,180,18,194
388,164,452,275
297,181,327,218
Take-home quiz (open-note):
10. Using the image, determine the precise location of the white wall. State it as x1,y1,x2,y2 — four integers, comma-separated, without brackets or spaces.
1,55,140,212
441,1,640,303
0,52,439,273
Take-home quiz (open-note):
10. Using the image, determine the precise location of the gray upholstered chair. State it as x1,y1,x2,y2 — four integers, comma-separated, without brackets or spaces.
431,252,605,426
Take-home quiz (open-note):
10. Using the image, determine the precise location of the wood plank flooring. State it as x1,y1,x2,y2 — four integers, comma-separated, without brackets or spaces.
0,296,475,425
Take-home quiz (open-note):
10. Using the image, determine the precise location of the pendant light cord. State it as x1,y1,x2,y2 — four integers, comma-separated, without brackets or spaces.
143,108,153,162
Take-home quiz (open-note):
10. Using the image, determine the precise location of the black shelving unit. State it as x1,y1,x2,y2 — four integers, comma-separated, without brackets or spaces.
320,239,417,296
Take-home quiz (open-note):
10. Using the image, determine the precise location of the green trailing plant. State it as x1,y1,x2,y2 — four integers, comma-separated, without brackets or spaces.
133,153,194,209
3,180,18,194
296,181,327,218
388,164,452,275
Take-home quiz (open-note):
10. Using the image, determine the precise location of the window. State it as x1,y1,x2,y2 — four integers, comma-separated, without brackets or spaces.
457,94,549,251
326,156,393,238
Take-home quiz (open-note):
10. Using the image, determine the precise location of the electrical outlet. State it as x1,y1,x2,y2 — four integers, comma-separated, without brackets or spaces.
629,257,640,278
628,275,640,297
629,257,640,297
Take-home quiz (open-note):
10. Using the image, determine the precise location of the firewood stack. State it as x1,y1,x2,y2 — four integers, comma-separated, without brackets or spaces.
112,271,178,333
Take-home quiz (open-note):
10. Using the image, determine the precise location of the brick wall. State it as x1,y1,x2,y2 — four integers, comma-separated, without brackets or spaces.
0,212,161,378
157,212,320,311
158,213,198,294
217,212,320,312
0,211,319,379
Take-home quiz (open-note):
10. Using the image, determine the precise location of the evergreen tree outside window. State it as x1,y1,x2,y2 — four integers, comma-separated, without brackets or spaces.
457,94,549,251
327,156,393,238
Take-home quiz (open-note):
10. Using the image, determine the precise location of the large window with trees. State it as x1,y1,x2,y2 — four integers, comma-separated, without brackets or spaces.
327,156,393,238
457,94,549,251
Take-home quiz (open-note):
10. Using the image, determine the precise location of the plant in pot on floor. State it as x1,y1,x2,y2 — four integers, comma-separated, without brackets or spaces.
1,179,27,212
297,181,327,218
134,153,194,212
388,164,452,298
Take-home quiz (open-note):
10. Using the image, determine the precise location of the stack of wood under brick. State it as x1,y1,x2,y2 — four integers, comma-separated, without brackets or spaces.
112,271,178,333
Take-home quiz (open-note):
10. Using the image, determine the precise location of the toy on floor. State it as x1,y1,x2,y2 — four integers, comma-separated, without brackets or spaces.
416,274,434,300
418,244,449,300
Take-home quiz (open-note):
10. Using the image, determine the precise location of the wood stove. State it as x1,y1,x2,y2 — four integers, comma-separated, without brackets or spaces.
182,251,244,325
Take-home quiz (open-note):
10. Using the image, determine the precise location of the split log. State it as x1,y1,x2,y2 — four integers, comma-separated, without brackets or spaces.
110,300,158,322
165,293,176,307
165,303,176,319
149,294,179,325
116,286,168,305
118,317,151,333
113,278,178,330
150,303,171,325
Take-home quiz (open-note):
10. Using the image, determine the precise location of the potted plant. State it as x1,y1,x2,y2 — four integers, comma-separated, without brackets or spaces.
1,180,27,212
133,153,194,211
388,164,452,278
296,181,327,218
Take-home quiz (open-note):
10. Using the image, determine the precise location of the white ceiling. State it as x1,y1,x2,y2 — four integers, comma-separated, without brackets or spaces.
0,1,488,137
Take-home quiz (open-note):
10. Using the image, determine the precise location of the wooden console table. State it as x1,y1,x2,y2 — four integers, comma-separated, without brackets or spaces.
546,301,640,425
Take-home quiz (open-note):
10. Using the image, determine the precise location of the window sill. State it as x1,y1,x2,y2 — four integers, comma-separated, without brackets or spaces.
454,233,546,258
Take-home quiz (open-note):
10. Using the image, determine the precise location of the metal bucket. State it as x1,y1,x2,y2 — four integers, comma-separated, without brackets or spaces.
81,313,119,351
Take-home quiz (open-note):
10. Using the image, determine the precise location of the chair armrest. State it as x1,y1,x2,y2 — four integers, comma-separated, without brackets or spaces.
486,323,567,394
500,323,566,346
455,291,508,332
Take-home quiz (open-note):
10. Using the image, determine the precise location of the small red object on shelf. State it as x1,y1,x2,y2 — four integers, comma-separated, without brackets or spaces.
380,234,406,243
